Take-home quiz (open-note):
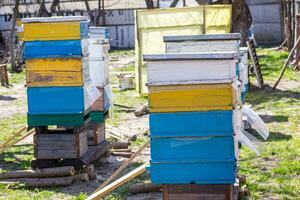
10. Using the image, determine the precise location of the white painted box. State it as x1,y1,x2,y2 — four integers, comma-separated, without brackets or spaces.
89,58,109,87
88,38,109,60
144,53,238,86
164,33,241,54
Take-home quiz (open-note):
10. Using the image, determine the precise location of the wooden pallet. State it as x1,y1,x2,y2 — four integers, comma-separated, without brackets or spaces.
31,141,111,170
247,39,264,88
163,184,234,200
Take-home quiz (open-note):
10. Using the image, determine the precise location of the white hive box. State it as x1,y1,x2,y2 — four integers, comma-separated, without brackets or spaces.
164,33,241,54
144,52,238,86
88,38,109,87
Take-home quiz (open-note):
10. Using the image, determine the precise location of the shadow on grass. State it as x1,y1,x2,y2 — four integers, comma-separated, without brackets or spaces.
0,144,33,171
0,95,17,101
267,132,292,142
259,114,289,123
246,84,300,105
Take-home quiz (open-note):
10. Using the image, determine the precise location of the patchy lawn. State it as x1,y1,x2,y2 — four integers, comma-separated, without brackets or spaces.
0,48,299,199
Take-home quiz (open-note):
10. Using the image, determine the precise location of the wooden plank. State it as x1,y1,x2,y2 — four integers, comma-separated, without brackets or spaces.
27,86,85,115
28,113,88,127
86,123,105,146
35,131,87,159
95,141,149,191
149,162,236,184
146,59,236,85
24,40,88,59
26,58,83,71
26,70,85,87
23,21,82,41
166,40,239,54
148,84,235,112
36,149,78,159
86,162,149,200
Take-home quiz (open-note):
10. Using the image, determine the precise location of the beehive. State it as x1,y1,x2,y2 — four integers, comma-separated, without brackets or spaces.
144,51,241,184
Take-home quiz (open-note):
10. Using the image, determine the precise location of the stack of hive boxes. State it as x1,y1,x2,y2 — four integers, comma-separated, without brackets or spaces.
86,27,111,145
144,51,241,185
23,16,99,160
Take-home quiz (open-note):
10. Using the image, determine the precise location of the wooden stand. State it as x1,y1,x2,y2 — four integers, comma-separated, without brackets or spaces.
163,184,234,200
86,122,106,146
31,141,110,170
34,130,87,159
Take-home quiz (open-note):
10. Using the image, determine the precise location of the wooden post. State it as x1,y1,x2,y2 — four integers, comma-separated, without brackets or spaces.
0,64,9,86
273,36,300,89
9,0,20,73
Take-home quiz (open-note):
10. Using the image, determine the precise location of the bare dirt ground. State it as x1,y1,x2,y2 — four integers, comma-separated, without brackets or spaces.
0,83,26,119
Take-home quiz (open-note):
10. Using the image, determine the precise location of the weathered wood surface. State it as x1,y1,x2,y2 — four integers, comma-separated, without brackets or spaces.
163,184,234,200
23,21,88,41
22,16,88,23
31,141,111,170
86,123,105,146
26,70,88,87
0,166,74,180
26,58,84,71
146,59,237,85
26,57,89,87
149,84,236,112
90,87,106,112
34,131,87,159
129,183,162,194
166,40,239,54
144,52,237,61
0,177,73,187
163,33,241,42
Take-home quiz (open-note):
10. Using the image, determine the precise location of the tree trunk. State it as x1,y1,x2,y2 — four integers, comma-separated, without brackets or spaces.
9,0,21,73
50,0,60,15
231,0,252,46
145,0,155,8
37,0,51,17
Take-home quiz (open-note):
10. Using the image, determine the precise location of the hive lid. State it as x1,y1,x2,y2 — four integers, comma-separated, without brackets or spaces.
163,33,241,42
22,16,89,23
143,52,238,61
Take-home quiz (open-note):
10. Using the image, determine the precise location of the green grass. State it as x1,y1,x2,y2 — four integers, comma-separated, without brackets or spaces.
255,48,299,81
239,48,300,199
0,48,299,199
109,49,135,57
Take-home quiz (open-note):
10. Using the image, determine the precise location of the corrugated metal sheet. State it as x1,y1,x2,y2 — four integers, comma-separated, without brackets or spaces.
247,0,283,45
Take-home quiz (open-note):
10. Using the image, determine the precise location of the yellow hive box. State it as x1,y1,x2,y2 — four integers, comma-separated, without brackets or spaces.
23,21,81,41
26,58,89,87
149,84,237,112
